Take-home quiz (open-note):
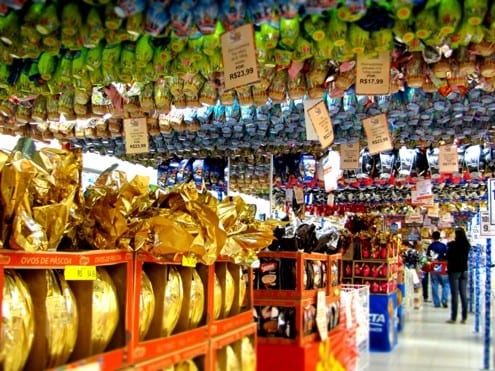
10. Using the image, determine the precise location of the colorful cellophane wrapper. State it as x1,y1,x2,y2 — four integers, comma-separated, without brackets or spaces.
225,345,241,371
139,270,155,341
213,273,223,320
0,270,35,371
161,266,183,337
45,269,79,368
241,337,256,371
91,267,119,354
175,359,199,371
188,269,205,329
0,141,83,251
223,268,235,316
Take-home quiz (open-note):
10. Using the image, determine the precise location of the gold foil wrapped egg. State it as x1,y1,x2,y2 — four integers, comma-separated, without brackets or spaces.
225,345,241,371
188,269,205,329
241,337,256,371
223,268,235,316
45,270,78,368
91,267,119,355
0,270,35,371
175,359,199,371
239,268,247,309
139,270,155,341
162,266,183,336
213,272,223,320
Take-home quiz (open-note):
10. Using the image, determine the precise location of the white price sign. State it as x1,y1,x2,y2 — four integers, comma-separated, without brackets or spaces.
480,211,495,236
488,178,495,225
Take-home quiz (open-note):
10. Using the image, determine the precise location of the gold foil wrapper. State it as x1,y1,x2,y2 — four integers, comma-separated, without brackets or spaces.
0,270,35,371
218,196,276,265
45,270,78,368
175,359,199,371
241,337,256,371
239,267,247,309
213,273,223,320
188,269,205,329
91,267,119,354
139,270,155,341
224,268,235,317
225,345,241,371
162,266,184,337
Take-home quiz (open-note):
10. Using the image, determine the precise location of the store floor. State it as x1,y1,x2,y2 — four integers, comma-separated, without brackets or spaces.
367,300,487,371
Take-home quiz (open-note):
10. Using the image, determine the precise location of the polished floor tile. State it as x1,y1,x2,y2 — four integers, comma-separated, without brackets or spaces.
366,301,487,371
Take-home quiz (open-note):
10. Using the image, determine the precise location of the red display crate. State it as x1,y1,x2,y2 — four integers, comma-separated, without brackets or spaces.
0,249,133,371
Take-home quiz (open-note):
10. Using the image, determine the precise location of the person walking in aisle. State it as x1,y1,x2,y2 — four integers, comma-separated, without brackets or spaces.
427,231,450,308
446,228,471,324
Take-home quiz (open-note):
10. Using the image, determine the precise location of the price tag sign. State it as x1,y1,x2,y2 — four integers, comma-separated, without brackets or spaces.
427,203,440,218
64,265,97,281
316,290,328,341
488,178,495,224
294,187,304,204
124,117,149,154
304,99,320,141
340,142,360,170
322,151,340,192
362,114,392,154
221,23,259,90
182,255,197,267
285,188,293,201
307,100,334,149
356,52,391,95
480,211,495,236
438,144,459,173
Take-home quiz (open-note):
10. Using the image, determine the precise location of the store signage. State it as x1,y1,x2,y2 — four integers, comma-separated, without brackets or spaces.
307,100,334,149
304,99,320,141
362,114,392,154
340,142,360,170
123,117,149,154
405,212,423,224
285,188,293,201
427,203,440,218
221,23,259,90
488,178,495,225
316,290,328,341
64,265,97,281
480,211,495,236
438,144,459,174
322,151,340,192
356,52,391,95
181,255,197,267
411,179,434,205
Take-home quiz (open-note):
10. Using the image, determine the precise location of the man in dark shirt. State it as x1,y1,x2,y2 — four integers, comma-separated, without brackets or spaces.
427,231,450,308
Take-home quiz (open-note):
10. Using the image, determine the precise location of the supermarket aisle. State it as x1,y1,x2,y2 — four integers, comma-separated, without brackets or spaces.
367,301,486,371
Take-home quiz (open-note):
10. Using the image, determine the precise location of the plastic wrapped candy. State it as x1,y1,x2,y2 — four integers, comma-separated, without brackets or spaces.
0,270,35,371
91,267,119,354
224,268,235,316
139,270,155,341
175,359,199,371
225,345,241,371
162,266,184,336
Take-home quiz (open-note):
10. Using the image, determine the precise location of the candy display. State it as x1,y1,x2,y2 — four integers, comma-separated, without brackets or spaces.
187,268,205,329
175,359,200,371
0,270,35,371
240,337,256,371
213,272,223,320
161,266,184,337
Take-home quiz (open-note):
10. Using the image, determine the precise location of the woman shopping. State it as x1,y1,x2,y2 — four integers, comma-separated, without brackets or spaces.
446,228,471,324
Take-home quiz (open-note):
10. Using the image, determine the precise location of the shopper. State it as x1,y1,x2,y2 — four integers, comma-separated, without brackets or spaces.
414,240,430,302
427,231,449,308
446,228,471,324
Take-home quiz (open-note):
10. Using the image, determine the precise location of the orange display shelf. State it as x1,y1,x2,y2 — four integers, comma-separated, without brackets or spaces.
0,249,133,371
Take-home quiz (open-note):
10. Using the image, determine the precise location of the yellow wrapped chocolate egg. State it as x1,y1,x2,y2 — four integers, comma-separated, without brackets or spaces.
239,268,247,309
0,270,35,371
213,272,223,320
162,266,184,336
225,345,240,371
241,337,256,371
188,269,205,329
224,268,235,316
175,359,199,371
45,270,78,368
91,267,119,354
139,270,155,341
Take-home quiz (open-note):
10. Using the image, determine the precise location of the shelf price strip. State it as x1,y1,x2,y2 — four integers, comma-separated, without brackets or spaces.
64,265,97,281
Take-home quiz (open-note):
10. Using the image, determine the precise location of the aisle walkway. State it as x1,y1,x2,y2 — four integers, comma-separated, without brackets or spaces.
367,301,487,370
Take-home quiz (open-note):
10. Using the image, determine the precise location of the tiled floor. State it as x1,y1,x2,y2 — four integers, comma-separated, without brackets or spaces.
367,301,488,371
